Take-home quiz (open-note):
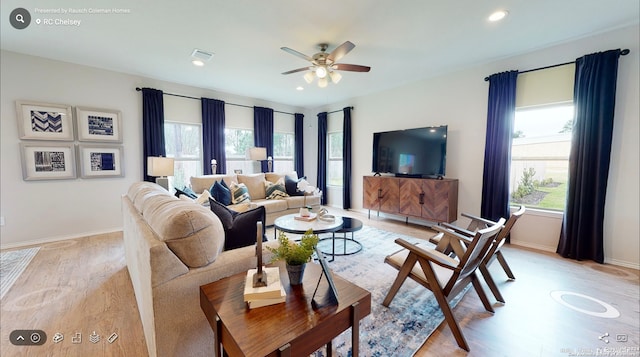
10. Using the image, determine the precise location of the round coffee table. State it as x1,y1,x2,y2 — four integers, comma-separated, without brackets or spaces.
318,217,363,262
273,214,343,240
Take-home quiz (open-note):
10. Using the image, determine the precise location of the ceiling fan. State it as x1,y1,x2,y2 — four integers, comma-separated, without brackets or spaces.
281,41,371,87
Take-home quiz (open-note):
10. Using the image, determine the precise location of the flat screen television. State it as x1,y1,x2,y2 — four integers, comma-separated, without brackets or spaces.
372,125,447,178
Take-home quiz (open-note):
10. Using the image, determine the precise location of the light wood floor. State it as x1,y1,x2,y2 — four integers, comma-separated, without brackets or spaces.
1,209,638,356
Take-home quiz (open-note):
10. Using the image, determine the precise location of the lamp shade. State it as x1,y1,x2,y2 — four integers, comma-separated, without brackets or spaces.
147,157,175,177
246,147,267,161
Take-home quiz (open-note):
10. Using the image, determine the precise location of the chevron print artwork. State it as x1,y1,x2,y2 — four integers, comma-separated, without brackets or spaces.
30,111,63,133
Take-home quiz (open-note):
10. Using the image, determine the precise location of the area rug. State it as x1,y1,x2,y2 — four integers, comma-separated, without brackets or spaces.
313,225,468,357
0,247,40,300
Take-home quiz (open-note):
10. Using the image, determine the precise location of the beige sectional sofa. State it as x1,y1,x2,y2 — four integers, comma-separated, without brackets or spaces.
122,181,279,357
190,172,321,225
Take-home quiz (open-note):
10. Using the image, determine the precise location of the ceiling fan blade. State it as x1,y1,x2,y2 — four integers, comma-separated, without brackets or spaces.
282,67,311,75
281,47,313,62
333,63,371,72
327,41,355,62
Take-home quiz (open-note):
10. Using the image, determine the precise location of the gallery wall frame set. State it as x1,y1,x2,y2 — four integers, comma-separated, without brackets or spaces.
16,100,124,181
19,143,125,181
16,100,122,143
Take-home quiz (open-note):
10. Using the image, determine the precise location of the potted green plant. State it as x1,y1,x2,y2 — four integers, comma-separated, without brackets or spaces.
267,229,319,285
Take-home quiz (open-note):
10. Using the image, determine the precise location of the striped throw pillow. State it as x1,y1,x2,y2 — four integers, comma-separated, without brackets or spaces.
230,182,251,204
265,178,289,200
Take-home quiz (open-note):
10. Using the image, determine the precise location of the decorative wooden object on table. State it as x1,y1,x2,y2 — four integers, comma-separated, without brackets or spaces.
253,222,267,287
200,261,371,357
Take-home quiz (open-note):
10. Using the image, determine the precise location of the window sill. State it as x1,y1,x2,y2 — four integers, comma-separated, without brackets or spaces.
511,206,563,219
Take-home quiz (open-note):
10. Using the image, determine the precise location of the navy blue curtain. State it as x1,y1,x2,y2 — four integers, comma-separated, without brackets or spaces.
342,107,352,209
480,70,518,222
557,49,622,263
142,88,165,182
317,112,328,205
254,107,274,172
202,98,226,174
294,113,304,177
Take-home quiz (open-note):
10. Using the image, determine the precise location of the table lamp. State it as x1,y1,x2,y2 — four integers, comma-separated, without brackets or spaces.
246,147,267,173
147,156,174,191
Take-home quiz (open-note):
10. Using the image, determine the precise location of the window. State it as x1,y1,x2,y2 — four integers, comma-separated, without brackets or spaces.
510,103,574,211
327,131,343,186
224,128,254,173
164,122,202,190
273,132,294,173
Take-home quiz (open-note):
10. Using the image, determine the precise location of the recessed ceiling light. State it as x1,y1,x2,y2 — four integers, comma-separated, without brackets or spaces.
191,59,205,67
488,10,509,22
296,86,304,91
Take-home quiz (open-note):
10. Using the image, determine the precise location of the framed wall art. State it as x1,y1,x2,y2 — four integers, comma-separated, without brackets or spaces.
16,100,74,141
75,106,122,142
20,142,77,181
77,144,124,178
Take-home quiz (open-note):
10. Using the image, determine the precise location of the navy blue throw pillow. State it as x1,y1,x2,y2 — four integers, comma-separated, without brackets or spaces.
210,180,232,205
175,186,198,199
284,176,306,196
209,198,266,250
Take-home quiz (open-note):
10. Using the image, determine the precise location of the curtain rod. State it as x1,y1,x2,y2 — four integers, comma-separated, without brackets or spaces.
483,48,630,81
135,87,297,116
326,106,354,115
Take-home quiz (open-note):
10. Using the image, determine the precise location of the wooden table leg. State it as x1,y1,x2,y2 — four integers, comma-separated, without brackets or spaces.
351,302,360,357
215,316,222,357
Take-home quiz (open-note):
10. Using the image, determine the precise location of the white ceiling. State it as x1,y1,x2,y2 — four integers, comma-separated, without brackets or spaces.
2,0,638,108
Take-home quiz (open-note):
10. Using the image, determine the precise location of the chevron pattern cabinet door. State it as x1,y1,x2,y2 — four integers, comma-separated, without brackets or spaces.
363,176,380,209
379,178,399,213
399,179,422,216
421,180,458,222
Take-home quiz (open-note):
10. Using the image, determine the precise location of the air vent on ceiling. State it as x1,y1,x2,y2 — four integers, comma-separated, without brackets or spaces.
191,49,214,62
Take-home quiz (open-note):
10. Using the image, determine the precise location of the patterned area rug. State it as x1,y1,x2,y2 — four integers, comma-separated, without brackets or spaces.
0,247,40,300
314,225,469,357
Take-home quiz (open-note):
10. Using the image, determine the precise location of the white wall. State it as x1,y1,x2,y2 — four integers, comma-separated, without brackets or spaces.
322,25,639,268
0,50,302,248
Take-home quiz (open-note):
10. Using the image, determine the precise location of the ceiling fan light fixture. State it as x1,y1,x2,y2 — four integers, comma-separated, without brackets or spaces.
488,10,508,22
304,71,315,84
329,71,342,84
315,66,328,78
318,77,328,88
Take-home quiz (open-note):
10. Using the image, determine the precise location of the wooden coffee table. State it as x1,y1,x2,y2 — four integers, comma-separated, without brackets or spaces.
200,261,371,357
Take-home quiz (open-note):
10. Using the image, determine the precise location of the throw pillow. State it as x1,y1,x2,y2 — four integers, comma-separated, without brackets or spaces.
175,186,198,199
284,176,306,196
210,179,232,205
265,178,289,200
209,198,266,250
230,182,251,204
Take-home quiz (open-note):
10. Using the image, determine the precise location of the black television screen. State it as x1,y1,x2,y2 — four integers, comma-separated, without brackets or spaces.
372,126,447,177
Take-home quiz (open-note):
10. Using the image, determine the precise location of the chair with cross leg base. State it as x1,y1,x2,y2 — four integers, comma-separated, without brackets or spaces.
382,218,505,351
431,206,525,303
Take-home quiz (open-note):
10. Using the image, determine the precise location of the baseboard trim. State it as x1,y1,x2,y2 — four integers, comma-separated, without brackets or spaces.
604,258,640,270
510,240,557,253
0,228,123,250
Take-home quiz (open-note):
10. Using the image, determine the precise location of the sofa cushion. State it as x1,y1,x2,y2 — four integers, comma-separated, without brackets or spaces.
142,196,225,268
230,182,251,204
210,179,232,205
237,173,266,200
209,198,266,250
285,176,306,196
265,178,289,200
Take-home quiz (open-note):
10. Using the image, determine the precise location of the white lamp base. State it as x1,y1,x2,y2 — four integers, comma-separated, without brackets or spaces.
155,177,169,191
